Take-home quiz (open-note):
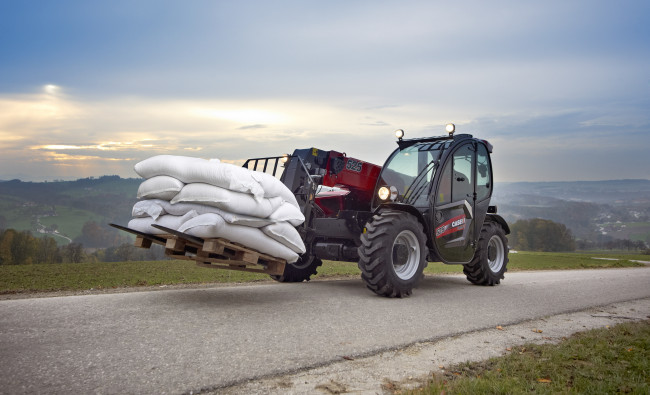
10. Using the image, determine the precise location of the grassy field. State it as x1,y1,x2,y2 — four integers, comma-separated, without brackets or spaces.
0,251,647,294
414,319,650,394
600,221,650,243
37,205,105,241
0,196,104,245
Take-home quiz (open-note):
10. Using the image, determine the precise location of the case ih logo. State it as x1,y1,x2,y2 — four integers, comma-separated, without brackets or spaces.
435,215,466,238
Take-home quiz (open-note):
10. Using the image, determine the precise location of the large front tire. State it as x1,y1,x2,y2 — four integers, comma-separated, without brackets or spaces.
358,211,427,298
463,221,509,285
271,254,322,282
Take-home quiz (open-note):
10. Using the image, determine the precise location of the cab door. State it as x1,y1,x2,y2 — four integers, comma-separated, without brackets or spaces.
432,142,477,263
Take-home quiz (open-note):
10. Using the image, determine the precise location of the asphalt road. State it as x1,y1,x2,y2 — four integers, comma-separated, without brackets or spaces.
1,267,650,394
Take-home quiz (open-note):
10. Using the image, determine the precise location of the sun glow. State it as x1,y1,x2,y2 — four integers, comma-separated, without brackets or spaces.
37,151,131,162
43,84,61,95
32,140,160,151
191,107,289,124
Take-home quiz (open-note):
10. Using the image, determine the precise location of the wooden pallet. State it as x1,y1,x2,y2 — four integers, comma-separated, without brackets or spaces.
133,233,286,276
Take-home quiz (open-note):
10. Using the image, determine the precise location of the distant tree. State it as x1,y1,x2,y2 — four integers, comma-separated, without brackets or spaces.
74,221,130,248
602,238,648,251
0,229,16,265
510,218,576,252
61,242,85,263
0,229,46,265
36,237,61,264
11,231,39,265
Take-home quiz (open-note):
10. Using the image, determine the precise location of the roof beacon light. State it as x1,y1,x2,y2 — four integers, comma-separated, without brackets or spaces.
395,129,405,141
446,123,456,136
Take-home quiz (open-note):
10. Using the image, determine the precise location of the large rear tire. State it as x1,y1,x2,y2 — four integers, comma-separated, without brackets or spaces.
271,254,322,282
358,211,427,298
463,221,508,285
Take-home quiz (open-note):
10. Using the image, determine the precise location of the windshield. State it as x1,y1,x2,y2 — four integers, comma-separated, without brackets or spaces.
376,140,451,207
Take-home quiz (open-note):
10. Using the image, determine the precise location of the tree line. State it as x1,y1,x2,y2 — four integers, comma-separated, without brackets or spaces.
576,237,647,252
0,228,166,265
509,218,576,252
2,218,648,265
509,218,648,253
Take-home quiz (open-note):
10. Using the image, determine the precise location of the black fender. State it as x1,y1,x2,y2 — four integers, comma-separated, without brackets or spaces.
486,213,510,235
373,203,433,248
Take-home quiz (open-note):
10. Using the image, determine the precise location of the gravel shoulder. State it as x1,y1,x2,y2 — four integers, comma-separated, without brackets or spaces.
217,297,650,395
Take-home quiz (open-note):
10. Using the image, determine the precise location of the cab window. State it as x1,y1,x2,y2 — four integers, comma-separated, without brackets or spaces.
476,143,492,201
436,143,474,204
451,144,474,202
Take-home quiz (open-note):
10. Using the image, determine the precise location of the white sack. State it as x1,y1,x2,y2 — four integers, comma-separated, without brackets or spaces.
134,155,265,201
251,171,300,207
268,201,305,226
179,213,299,263
171,183,283,218
261,222,306,254
127,211,198,235
132,199,165,220
137,175,184,200
132,199,275,228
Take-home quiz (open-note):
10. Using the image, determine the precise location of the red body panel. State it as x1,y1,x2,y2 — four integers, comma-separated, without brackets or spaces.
321,150,382,203
314,190,350,216
313,150,382,216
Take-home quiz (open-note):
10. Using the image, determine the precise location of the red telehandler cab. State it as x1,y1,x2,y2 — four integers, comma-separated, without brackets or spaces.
243,124,510,297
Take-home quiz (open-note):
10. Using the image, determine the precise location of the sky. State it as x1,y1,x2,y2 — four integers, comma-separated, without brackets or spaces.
1,0,649,183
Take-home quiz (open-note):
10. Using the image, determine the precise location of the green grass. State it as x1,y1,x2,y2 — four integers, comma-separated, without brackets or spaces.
415,320,650,394
599,221,650,243
506,251,648,271
37,205,104,240
0,251,646,294
0,260,269,293
0,198,104,244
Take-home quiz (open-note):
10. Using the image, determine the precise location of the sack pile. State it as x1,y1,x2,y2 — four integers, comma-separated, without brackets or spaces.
127,155,305,263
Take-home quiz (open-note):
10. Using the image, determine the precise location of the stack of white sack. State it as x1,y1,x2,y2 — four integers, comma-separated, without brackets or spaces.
127,155,305,263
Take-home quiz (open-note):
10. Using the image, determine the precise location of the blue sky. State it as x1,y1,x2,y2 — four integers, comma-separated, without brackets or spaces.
1,0,649,182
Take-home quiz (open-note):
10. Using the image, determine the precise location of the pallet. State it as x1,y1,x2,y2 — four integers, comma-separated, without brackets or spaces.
132,233,286,276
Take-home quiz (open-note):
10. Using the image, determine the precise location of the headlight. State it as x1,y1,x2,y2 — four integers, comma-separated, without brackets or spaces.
378,186,390,200
378,186,398,201
280,154,289,164
395,129,404,140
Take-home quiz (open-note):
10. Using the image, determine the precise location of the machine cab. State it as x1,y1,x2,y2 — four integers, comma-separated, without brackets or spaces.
373,126,495,264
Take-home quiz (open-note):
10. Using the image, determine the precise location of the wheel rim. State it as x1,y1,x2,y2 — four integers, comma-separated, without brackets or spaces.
292,255,314,270
392,230,420,280
487,235,505,273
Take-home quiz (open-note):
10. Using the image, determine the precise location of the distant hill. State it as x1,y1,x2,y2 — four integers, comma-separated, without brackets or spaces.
493,179,650,205
0,176,140,247
492,179,650,243
1,177,648,248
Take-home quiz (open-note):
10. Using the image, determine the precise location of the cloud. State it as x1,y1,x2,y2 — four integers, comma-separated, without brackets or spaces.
238,124,267,130
1,2,649,181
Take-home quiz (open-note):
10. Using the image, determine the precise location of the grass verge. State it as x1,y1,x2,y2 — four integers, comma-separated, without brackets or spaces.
0,260,269,294
412,320,650,394
0,251,646,294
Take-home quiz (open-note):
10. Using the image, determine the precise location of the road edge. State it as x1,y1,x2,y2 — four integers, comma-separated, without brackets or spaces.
211,297,650,395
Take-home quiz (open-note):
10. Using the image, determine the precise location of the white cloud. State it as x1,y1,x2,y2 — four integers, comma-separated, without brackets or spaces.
1,1,649,181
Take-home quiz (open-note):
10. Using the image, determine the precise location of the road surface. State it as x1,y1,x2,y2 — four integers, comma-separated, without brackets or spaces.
1,268,649,394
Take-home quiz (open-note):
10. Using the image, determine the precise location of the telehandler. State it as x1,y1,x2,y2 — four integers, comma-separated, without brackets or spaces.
115,124,509,297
